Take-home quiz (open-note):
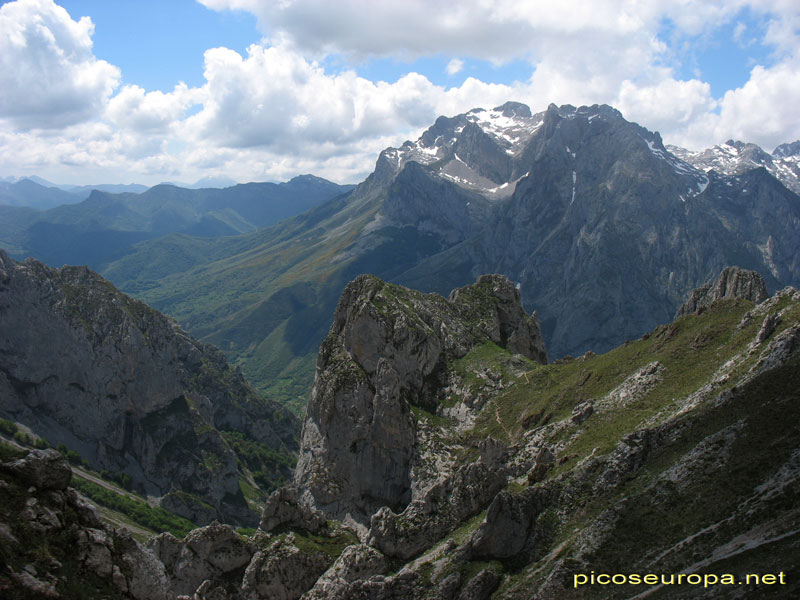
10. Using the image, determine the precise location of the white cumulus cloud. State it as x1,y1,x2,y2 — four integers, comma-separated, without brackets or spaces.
106,83,202,133
0,0,120,129
2,0,800,184
446,58,464,75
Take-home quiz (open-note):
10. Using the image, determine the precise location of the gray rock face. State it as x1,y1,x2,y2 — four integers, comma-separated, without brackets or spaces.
240,533,331,600
259,485,326,533
468,487,551,559
293,274,547,526
368,462,506,559
0,250,297,525
0,449,169,599
456,569,502,600
1,448,72,490
676,266,768,317
303,544,388,600
149,523,255,598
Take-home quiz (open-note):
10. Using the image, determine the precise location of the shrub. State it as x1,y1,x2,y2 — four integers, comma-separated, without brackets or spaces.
13,430,32,446
71,477,197,537
0,418,18,436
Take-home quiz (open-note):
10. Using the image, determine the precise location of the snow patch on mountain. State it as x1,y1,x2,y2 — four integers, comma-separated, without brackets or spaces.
377,102,546,198
465,106,543,156
668,140,800,195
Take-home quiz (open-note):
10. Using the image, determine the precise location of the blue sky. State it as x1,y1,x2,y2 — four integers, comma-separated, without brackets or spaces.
57,0,259,91
1,0,799,185
56,0,547,93
56,1,777,98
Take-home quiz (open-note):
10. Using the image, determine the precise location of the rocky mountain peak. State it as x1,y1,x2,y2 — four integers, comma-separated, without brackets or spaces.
373,101,546,198
494,100,532,118
369,101,709,230
773,140,800,157
676,266,768,318
293,274,546,527
669,138,800,194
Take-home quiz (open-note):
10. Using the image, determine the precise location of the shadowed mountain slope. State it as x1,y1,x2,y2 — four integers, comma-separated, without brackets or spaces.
2,175,353,271
0,250,298,526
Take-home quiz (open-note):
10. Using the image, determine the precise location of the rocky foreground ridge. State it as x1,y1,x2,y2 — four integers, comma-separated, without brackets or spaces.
0,250,298,526
2,267,800,599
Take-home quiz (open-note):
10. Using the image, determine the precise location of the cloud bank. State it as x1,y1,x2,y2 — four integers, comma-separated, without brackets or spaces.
0,0,799,184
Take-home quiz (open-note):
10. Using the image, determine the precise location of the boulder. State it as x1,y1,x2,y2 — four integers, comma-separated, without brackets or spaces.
240,533,330,600
302,544,388,600
369,462,506,559
469,487,551,559
2,449,72,490
148,522,254,598
259,485,326,533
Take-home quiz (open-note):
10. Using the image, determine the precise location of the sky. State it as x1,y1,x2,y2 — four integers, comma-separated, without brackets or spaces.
0,0,799,186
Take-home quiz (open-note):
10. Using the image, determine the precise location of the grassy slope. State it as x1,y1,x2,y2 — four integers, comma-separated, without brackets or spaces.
104,192,385,410
404,292,799,598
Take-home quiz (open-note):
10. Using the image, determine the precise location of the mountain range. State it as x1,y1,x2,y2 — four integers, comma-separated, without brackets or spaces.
0,175,354,268
55,101,799,409
0,177,149,211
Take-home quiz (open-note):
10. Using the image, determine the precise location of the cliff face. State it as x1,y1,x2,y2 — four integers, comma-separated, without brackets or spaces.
0,250,298,526
293,274,547,527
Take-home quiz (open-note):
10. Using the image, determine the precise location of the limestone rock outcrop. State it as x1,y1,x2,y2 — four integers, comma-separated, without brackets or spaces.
240,533,332,600
148,523,255,598
676,266,768,317
1,448,73,490
302,544,388,600
259,485,326,533
368,462,506,559
0,448,169,600
468,486,551,560
293,274,547,526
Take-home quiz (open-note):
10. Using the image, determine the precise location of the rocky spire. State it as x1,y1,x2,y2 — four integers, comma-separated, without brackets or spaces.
675,266,768,318
293,274,547,527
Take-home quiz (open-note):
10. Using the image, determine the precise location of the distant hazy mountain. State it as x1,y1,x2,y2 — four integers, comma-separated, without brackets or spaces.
62,182,150,196
160,175,240,189
1,175,354,269
0,178,83,210
0,177,150,209
104,102,800,408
